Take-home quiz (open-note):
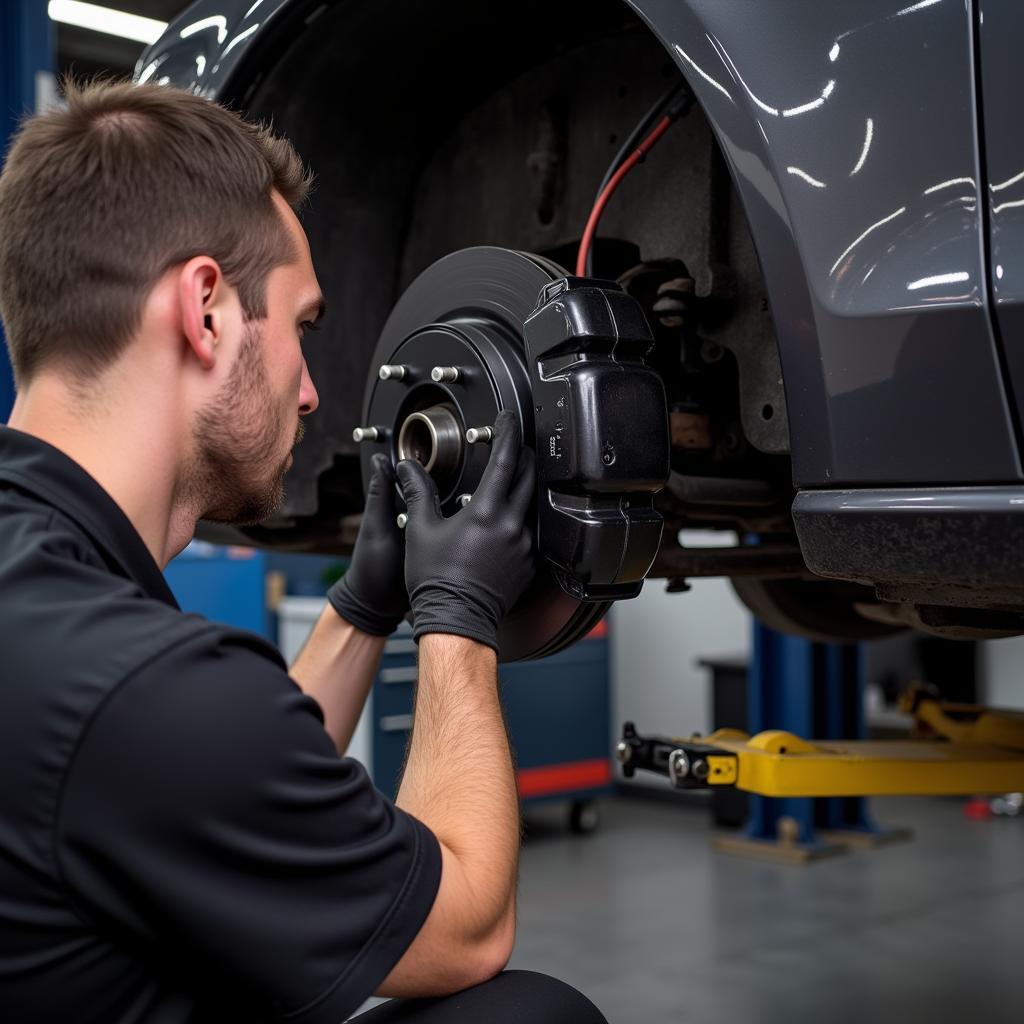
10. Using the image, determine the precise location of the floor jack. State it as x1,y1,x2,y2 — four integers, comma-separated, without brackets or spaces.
617,626,1024,862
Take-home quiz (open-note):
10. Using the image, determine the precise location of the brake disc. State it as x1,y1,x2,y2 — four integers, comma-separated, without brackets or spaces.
358,246,669,661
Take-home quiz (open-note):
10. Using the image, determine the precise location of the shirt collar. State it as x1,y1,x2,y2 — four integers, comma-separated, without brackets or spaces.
0,426,178,607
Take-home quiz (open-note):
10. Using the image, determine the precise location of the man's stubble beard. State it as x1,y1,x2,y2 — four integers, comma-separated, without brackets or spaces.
184,322,303,527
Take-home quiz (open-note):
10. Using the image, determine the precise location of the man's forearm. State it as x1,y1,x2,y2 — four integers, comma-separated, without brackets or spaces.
289,604,386,754
396,635,519,938
374,414,533,997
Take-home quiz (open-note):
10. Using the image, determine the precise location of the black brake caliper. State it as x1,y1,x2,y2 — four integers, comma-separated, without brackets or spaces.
524,276,670,601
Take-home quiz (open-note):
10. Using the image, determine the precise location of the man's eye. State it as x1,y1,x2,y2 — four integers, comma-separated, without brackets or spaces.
299,320,320,339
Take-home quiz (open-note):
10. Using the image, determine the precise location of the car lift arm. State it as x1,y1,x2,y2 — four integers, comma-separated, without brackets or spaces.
616,686,1024,797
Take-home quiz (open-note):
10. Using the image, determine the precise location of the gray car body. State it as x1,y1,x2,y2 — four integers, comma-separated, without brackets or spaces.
142,0,1024,598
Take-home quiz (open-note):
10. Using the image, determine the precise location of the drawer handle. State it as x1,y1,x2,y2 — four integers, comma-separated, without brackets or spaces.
380,713,413,733
380,666,418,684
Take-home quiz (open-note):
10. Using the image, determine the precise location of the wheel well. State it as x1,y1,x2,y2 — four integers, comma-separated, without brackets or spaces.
220,0,789,548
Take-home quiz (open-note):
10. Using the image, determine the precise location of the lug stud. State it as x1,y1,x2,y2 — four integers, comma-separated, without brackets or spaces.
396,513,408,529
465,426,493,445
430,366,460,383
353,426,385,443
457,493,472,507
378,364,408,381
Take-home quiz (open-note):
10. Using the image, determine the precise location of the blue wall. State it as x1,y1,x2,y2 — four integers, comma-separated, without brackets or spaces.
0,2,53,419
164,541,271,638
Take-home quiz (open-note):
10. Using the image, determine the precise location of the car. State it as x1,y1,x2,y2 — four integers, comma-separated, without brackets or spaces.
142,0,1024,660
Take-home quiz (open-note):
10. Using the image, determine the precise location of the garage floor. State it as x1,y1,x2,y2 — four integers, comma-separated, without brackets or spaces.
510,794,1024,1023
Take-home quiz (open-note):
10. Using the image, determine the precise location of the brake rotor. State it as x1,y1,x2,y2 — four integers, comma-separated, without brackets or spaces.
359,246,610,662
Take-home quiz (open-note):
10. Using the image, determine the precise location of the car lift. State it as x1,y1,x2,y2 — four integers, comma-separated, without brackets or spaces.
618,623,1024,862
616,684,1024,798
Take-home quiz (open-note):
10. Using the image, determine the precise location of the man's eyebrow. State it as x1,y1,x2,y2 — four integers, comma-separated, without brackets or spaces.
298,296,327,323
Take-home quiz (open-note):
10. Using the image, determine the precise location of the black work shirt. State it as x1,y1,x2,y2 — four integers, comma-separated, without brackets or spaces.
0,427,440,1023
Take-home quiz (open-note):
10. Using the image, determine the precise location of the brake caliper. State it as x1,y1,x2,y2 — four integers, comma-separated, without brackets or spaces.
525,276,669,601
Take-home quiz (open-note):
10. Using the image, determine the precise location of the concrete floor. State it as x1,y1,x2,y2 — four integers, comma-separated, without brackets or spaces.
509,794,1024,1023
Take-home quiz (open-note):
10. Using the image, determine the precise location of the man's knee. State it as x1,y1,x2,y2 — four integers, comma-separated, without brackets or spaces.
486,971,607,1023
351,970,607,1023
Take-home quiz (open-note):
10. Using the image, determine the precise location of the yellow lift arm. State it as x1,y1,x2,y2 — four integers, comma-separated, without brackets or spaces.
615,685,1024,798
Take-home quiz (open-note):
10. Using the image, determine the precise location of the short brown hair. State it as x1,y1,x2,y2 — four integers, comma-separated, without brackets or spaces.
0,78,312,385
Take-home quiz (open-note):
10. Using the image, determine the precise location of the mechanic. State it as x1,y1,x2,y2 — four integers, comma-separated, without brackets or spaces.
0,80,606,1024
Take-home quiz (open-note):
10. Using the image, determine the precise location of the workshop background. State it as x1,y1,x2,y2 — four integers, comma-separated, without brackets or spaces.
4,4,1024,1022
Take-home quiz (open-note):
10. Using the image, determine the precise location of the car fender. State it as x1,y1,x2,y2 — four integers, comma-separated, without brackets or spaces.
627,0,1019,486
136,0,299,99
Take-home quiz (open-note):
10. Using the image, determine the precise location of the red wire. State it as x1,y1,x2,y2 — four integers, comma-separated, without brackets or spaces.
576,114,675,277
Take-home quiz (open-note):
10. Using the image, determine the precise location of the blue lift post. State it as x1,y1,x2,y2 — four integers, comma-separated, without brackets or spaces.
0,1,53,419
718,621,911,862
745,624,867,858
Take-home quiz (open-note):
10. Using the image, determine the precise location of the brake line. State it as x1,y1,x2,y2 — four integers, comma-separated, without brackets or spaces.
576,83,693,278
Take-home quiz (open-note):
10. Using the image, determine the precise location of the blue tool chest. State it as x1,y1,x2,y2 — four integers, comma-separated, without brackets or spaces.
373,621,613,811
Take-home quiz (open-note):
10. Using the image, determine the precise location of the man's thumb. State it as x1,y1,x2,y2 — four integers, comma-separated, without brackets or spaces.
396,459,439,515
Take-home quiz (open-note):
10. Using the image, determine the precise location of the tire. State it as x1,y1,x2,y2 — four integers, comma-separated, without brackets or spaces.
730,577,904,643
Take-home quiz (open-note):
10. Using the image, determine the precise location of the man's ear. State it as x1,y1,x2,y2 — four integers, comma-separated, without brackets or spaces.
178,257,223,371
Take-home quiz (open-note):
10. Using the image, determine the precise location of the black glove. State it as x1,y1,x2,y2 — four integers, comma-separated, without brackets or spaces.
396,409,536,653
327,453,410,636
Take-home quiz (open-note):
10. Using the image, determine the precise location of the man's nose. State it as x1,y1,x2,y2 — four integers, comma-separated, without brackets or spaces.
299,359,319,415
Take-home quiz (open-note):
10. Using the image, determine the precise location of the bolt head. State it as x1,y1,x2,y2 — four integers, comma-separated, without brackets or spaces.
700,340,724,364
668,749,690,783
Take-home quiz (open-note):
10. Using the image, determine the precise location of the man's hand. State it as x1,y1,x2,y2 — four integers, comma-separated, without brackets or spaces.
396,410,535,652
327,452,409,636
293,453,403,752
